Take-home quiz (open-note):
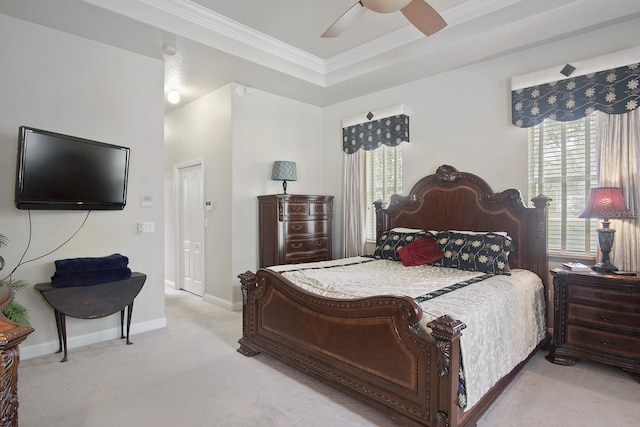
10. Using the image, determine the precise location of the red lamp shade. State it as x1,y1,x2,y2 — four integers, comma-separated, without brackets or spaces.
579,187,631,221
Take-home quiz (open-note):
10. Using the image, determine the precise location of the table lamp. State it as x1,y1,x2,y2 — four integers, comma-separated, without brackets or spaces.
579,187,632,272
271,161,297,194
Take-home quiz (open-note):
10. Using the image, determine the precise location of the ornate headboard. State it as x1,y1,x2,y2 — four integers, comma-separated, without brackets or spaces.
374,165,550,285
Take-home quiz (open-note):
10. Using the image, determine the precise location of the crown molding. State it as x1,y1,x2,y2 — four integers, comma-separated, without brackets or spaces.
321,0,526,74
140,0,326,73
85,0,528,83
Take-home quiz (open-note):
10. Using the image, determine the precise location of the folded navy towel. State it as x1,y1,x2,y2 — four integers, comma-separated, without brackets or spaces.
54,254,129,275
50,268,132,288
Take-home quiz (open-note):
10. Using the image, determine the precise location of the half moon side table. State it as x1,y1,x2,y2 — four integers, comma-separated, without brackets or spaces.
35,272,146,362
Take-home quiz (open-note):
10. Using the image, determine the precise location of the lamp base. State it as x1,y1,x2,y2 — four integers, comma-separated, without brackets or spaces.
591,261,618,273
594,226,617,273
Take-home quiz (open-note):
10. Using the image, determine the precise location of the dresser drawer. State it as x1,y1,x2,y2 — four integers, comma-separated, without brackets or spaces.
567,303,640,332
285,237,329,255
309,201,330,216
566,324,640,358
286,252,330,264
567,284,640,307
287,220,329,236
286,202,309,216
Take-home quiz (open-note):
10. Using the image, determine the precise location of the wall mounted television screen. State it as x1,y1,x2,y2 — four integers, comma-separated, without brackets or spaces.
15,126,130,210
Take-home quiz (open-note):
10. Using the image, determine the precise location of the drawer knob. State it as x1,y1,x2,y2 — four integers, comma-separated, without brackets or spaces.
595,313,615,322
290,243,303,249
291,225,303,231
290,206,302,212
598,339,616,347
594,292,616,301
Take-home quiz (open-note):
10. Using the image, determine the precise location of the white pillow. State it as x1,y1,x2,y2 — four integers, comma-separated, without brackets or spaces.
445,229,510,238
390,227,427,233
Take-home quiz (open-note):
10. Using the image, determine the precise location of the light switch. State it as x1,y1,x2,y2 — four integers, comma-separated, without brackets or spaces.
137,222,155,234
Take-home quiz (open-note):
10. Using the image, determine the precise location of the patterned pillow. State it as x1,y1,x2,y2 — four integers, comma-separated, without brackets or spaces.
373,229,428,261
398,235,444,266
431,231,512,274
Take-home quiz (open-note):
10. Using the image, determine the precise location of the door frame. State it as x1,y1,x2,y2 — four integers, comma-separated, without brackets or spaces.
173,158,205,296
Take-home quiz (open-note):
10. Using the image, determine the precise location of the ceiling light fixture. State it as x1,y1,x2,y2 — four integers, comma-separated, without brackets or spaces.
167,90,181,104
162,45,177,56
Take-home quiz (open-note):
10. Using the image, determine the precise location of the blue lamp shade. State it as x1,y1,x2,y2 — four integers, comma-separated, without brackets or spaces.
271,161,297,194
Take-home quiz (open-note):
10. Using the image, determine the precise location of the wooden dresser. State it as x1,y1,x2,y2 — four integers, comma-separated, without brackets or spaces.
258,194,333,268
547,268,640,381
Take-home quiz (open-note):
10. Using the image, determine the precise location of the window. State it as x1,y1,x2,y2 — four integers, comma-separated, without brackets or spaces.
528,114,597,256
365,145,403,241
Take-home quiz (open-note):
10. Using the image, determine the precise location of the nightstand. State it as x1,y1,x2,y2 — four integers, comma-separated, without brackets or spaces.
547,268,640,381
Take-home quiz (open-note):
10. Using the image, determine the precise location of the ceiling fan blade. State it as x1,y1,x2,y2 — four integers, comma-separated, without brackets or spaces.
401,0,447,36
321,2,367,38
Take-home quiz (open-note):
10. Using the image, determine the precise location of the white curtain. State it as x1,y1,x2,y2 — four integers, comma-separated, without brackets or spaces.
342,150,365,257
595,109,640,271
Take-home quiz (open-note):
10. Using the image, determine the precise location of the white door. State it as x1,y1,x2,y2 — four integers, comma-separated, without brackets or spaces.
178,163,204,296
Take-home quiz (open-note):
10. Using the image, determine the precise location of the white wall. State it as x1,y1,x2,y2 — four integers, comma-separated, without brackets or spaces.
0,14,166,359
164,85,234,306
322,17,640,258
164,84,323,308
230,85,324,305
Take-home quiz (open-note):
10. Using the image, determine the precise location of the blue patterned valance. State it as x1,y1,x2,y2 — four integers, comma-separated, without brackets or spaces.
512,63,640,128
342,114,409,154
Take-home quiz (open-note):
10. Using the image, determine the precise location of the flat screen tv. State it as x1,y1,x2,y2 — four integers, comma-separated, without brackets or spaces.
15,126,130,210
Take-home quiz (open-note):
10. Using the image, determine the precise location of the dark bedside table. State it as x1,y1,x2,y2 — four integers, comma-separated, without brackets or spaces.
547,267,640,382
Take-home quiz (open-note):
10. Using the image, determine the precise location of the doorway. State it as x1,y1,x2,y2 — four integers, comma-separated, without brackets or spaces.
176,160,205,296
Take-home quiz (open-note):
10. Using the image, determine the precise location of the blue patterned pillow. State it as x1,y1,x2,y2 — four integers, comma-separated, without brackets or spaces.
373,229,429,261
431,231,512,274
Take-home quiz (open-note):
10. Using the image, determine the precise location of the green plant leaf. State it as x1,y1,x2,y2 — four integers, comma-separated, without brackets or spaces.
0,234,31,326
7,279,28,292
3,301,30,326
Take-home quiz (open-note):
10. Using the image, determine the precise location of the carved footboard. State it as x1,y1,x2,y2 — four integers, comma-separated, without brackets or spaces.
238,269,465,427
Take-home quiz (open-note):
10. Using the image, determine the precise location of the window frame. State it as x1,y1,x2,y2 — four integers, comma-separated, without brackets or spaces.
527,114,597,258
364,144,403,242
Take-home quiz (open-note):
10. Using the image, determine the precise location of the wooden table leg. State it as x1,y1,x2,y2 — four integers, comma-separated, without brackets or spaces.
58,312,68,363
54,309,63,354
120,309,125,339
125,301,134,345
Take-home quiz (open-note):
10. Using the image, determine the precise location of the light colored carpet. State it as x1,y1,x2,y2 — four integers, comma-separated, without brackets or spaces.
18,289,640,427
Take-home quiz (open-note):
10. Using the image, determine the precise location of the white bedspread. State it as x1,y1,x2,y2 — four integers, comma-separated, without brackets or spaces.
269,257,546,410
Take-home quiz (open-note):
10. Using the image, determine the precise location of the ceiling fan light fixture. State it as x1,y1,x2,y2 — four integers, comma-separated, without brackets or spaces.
362,0,412,13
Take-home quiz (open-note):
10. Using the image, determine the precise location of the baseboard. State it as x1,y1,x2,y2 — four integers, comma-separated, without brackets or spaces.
20,317,167,360
165,278,177,290
203,292,242,312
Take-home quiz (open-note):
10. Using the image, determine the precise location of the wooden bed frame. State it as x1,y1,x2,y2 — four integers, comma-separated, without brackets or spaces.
238,165,550,427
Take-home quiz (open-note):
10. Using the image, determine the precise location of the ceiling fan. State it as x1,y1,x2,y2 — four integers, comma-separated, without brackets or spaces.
321,0,447,38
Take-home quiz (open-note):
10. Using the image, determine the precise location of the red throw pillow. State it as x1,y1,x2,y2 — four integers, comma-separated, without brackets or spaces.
398,235,444,266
